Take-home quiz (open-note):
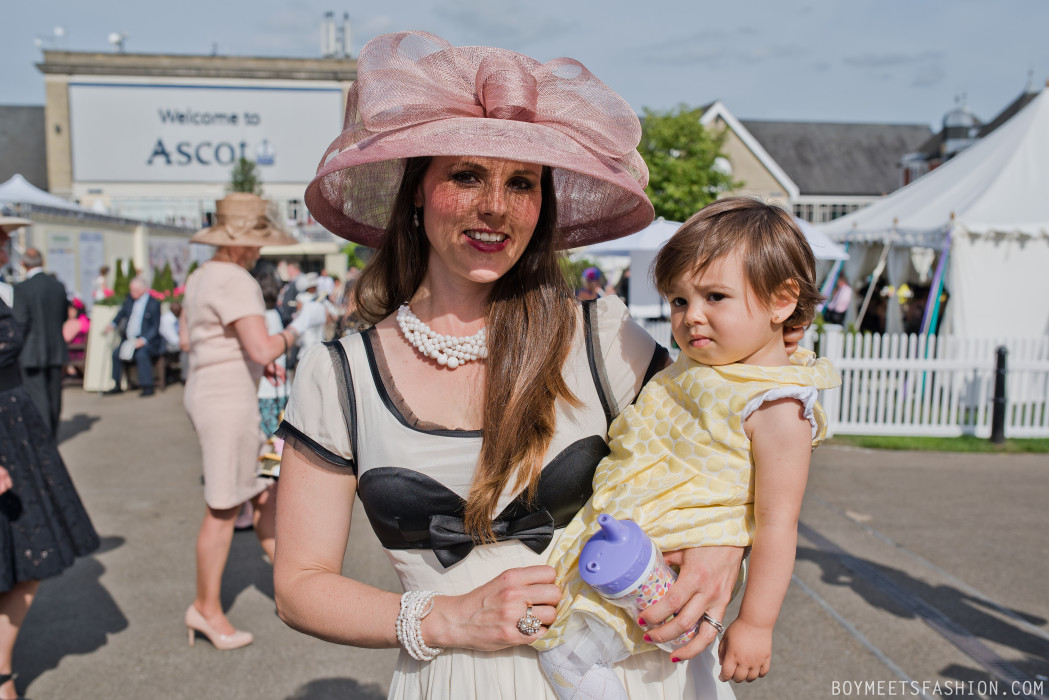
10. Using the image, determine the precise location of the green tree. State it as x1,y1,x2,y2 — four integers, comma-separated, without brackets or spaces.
112,259,129,299
559,255,599,292
161,261,174,290
229,157,263,194
341,242,367,270
151,262,175,292
637,104,737,222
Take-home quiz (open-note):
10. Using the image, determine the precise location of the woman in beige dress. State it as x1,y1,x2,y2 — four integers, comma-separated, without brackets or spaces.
181,193,308,649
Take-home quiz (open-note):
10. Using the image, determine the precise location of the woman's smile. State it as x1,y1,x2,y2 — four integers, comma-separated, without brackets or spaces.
463,228,510,249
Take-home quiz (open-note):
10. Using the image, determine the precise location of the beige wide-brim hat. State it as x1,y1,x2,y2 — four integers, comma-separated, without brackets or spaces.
0,216,33,236
190,193,298,247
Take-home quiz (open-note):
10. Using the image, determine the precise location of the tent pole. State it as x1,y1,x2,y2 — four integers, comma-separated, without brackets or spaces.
920,223,953,336
817,243,848,311
856,237,892,330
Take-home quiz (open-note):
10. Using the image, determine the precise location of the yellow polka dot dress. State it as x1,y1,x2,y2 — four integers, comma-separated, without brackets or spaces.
534,348,840,655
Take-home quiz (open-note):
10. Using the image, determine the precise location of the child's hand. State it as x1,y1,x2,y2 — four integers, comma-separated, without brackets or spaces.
717,618,772,682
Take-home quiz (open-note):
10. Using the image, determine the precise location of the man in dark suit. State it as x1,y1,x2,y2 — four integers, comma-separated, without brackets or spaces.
105,276,164,397
13,247,70,437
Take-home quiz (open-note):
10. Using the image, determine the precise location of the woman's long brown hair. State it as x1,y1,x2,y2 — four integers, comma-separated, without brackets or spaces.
354,157,579,541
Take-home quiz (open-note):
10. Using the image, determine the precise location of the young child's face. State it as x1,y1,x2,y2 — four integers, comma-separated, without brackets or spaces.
667,250,792,367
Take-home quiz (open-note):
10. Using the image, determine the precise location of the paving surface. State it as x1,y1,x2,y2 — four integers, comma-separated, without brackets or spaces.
14,385,1049,699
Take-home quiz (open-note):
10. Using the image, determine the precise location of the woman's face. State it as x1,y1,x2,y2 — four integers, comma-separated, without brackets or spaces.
414,156,543,287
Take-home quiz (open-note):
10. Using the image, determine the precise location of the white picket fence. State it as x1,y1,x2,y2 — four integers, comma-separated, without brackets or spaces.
817,331,1049,438
638,320,1049,438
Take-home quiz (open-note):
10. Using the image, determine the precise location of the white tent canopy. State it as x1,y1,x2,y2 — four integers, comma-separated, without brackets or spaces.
584,217,683,255
821,88,1049,337
587,215,848,260
580,213,848,318
0,174,87,212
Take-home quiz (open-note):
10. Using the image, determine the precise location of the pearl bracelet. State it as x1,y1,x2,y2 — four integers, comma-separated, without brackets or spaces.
396,590,443,661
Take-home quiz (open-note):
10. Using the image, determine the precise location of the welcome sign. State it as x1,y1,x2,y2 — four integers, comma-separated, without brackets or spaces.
68,81,344,183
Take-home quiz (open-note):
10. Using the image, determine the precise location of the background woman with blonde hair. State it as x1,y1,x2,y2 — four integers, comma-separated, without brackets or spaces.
181,193,311,649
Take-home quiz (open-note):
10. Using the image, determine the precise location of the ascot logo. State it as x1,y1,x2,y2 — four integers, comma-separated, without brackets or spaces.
255,139,276,166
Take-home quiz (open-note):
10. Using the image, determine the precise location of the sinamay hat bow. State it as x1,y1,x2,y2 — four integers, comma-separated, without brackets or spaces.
306,31,654,248
190,193,298,247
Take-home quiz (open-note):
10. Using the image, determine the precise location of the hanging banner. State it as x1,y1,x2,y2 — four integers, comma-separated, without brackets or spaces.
47,233,77,295
78,231,105,308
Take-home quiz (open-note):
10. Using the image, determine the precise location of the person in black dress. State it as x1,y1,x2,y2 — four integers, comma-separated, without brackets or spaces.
0,217,99,700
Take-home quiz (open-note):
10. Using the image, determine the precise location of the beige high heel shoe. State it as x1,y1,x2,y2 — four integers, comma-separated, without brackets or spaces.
184,605,253,650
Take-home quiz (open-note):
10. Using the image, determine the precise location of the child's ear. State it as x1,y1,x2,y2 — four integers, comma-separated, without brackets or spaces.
771,280,799,324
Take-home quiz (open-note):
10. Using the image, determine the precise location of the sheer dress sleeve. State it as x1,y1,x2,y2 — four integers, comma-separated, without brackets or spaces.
277,341,356,471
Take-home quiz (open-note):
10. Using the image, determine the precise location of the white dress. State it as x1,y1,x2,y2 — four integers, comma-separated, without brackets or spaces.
280,297,735,700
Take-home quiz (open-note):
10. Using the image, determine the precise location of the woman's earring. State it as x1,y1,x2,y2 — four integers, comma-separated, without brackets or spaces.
413,207,422,228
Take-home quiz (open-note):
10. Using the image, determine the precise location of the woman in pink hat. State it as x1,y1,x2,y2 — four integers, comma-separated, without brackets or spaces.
273,31,803,699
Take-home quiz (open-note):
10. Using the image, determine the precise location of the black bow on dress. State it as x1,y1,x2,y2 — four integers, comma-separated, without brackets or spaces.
428,510,555,568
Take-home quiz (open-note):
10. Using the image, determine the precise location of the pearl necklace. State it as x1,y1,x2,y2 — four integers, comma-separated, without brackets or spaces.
396,304,487,369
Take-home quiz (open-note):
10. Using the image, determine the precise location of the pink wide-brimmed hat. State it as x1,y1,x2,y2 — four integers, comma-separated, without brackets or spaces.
305,31,654,249
190,193,297,247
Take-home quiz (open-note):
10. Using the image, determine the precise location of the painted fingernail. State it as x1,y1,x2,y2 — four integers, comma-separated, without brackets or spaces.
638,617,646,626
671,657,680,663
643,634,652,643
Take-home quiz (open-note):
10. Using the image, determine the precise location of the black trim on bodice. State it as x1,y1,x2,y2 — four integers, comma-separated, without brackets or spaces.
280,302,668,568
356,435,609,567
360,328,483,438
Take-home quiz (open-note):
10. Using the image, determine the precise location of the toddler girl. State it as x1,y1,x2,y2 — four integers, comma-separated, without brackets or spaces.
535,197,841,699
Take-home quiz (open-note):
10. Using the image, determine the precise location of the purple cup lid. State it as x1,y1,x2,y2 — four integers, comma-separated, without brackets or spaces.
578,514,653,597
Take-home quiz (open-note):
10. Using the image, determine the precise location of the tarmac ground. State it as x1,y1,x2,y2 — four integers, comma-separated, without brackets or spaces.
13,384,1049,699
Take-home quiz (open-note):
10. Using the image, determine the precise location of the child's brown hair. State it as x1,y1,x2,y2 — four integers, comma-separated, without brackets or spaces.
653,197,823,327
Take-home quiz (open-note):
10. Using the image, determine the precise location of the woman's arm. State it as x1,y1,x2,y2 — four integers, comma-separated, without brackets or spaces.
274,439,562,650
717,397,812,682
178,311,189,353
231,314,296,366
274,440,400,646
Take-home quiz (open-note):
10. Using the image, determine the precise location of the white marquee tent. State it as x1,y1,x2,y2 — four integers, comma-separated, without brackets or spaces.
583,214,848,318
821,87,1049,338
0,174,86,212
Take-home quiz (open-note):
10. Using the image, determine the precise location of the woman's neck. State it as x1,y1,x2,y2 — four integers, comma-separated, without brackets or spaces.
408,275,488,335
212,248,248,269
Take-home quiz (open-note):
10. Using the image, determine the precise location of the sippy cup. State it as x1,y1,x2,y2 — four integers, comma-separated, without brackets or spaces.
578,513,697,651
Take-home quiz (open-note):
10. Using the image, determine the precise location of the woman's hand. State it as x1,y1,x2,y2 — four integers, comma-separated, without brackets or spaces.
422,565,561,651
637,545,744,661
263,362,286,385
783,324,808,356
0,466,12,494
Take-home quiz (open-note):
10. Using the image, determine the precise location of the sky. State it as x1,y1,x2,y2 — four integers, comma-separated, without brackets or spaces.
4,0,1047,129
